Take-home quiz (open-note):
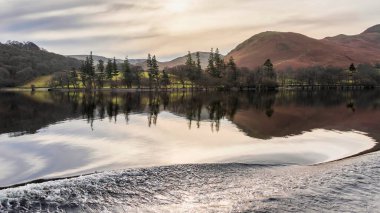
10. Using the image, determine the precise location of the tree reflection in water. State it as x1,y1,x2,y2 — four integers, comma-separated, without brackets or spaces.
0,90,379,140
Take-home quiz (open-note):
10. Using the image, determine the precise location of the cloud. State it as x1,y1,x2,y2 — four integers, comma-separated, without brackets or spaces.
1,0,380,60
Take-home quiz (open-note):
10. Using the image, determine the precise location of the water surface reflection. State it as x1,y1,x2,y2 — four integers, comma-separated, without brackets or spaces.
0,90,379,186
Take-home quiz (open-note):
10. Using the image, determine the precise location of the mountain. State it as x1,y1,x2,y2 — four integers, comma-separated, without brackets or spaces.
0,41,81,87
226,25,380,70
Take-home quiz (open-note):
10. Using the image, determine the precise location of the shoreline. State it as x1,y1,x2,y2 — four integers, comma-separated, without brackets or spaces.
1,85,379,92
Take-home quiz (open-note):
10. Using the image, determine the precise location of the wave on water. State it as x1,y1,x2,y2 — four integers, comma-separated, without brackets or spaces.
1,152,380,212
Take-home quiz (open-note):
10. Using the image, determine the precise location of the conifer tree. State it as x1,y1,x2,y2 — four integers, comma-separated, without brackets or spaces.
193,51,202,86
147,54,153,89
185,51,193,67
80,60,87,88
89,51,95,77
123,56,133,88
70,67,78,89
214,48,224,78
96,59,105,88
207,48,216,77
98,59,104,73
196,52,202,72
263,59,275,80
151,55,160,89
349,63,356,84
106,59,113,80
112,57,119,78
161,69,170,89
228,56,238,81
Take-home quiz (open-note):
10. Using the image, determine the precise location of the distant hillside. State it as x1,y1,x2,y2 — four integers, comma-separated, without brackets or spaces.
0,41,81,87
226,25,380,70
135,52,218,70
70,52,216,71
161,52,216,70
67,55,146,66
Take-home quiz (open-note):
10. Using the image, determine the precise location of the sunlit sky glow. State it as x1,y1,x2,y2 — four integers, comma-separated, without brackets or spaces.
0,0,379,60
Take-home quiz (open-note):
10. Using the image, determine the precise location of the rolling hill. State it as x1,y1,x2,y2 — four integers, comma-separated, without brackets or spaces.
0,41,81,87
226,24,380,70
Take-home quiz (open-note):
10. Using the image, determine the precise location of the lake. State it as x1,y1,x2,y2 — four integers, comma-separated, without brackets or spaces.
0,90,379,188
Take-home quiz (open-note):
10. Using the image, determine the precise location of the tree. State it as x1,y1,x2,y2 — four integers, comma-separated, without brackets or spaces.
112,57,119,87
167,65,188,88
194,52,203,85
123,57,133,88
207,48,222,79
70,67,79,89
98,59,105,73
161,69,171,89
184,51,200,88
79,61,87,88
263,59,275,80
78,52,96,90
214,48,224,77
96,59,105,88
349,63,357,85
196,52,202,72
185,51,193,67
207,48,216,77
151,55,160,89
261,59,277,89
131,65,143,89
147,54,153,89
226,56,238,87
106,59,113,80
89,51,95,77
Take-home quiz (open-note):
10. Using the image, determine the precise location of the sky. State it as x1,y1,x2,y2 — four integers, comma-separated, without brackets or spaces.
0,0,379,61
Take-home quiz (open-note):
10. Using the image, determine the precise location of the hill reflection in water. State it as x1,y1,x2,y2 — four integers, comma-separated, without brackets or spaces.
0,90,379,186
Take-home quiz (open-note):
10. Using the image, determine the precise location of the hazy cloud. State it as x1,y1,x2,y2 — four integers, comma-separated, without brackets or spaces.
0,0,379,60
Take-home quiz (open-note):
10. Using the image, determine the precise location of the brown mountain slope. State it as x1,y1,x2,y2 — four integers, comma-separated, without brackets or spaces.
226,25,380,70
323,24,380,61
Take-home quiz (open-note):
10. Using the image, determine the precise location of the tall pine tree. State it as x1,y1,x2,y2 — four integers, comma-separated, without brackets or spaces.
106,59,113,80
123,56,133,88
97,59,105,88
207,48,216,77
147,54,153,89
151,55,160,89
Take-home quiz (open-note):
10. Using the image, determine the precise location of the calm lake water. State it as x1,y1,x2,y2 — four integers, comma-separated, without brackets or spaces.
0,90,379,187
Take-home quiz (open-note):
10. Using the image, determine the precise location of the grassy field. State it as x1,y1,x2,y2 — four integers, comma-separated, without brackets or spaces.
22,75,53,88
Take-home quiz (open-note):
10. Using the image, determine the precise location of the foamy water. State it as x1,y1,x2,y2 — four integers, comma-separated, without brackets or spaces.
1,151,379,212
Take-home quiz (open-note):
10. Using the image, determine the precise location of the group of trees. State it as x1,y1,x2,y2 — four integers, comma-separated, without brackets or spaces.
165,48,278,90
0,41,80,87
51,52,144,90
277,63,380,88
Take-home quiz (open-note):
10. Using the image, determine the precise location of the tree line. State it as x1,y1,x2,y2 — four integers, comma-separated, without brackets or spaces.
51,48,279,90
51,49,380,90
277,63,380,88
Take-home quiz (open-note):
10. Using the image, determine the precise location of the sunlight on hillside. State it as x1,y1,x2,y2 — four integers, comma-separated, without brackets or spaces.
22,75,53,88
